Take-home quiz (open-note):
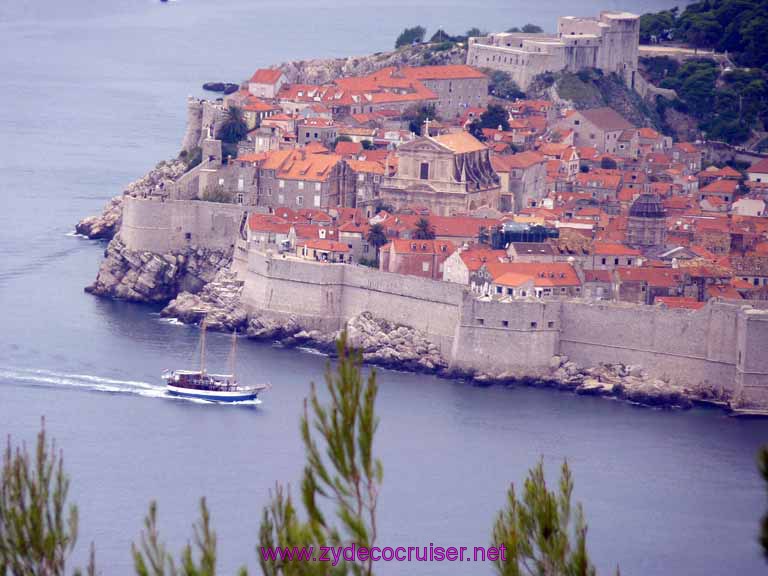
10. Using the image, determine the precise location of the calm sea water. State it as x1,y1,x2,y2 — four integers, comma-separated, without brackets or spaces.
1,1,766,574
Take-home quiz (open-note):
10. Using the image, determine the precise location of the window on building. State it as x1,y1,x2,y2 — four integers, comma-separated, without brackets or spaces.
420,162,429,180
601,258,606,265
502,320,509,327
278,193,284,204
477,318,485,325
530,321,537,329
614,258,619,265
313,194,321,207
627,258,633,265
296,195,303,206
236,193,244,204
218,178,224,186
184,232,192,240
315,182,321,191
422,262,430,272
305,132,310,138
358,173,365,182
589,133,595,139
237,178,244,191
267,187,272,197
548,321,555,328
278,180,285,189
496,286,503,294
314,132,318,138
298,181,304,190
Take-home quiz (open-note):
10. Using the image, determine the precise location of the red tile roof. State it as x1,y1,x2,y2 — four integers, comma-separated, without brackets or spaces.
249,68,284,85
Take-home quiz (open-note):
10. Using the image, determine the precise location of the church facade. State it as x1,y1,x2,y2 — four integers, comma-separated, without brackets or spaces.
380,131,500,216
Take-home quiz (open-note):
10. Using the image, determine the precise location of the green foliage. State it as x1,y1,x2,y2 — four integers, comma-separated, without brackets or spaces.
555,72,604,108
259,333,382,576
482,69,525,100
492,460,599,576
760,446,768,562
479,104,511,132
521,23,543,33
357,257,378,268
199,187,233,204
600,157,617,170
404,104,438,135
641,1,768,69
360,140,374,150
132,498,236,576
395,26,426,49
466,27,486,38
657,58,768,143
0,422,95,576
639,56,679,84
413,217,436,240
182,146,203,170
365,223,388,254
372,201,394,214
217,106,248,144
639,9,678,43
333,135,353,149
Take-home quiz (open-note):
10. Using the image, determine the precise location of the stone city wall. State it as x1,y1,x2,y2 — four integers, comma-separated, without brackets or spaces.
121,196,244,254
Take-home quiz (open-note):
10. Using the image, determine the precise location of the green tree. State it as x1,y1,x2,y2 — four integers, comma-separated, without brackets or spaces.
759,446,768,562
492,460,599,576
217,105,248,144
480,104,511,132
132,499,231,576
258,333,382,576
478,226,490,245
365,223,388,263
395,26,426,48
413,217,436,240
600,157,617,170
361,140,374,150
0,422,95,576
466,27,486,38
483,69,525,101
404,104,438,135
521,23,543,33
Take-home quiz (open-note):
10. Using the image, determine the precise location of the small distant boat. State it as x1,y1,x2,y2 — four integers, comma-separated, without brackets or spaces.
163,317,267,402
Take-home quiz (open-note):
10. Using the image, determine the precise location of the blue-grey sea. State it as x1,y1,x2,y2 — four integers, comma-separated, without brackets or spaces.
1,0,766,574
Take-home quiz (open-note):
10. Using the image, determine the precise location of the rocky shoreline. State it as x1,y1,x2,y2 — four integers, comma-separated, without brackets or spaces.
160,275,720,409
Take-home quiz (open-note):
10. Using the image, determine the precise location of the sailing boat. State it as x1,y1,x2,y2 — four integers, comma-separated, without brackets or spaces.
163,317,267,402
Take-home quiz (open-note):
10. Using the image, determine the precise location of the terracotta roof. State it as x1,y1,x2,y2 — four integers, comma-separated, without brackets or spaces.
432,132,487,154
749,158,768,174
584,269,612,283
593,242,641,256
248,214,291,233
701,179,738,195
334,141,363,156
301,239,349,252
616,266,682,287
429,215,500,238
249,68,284,85
638,127,661,139
655,296,705,309
346,159,385,175
459,248,507,271
493,151,546,171
578,107,634,131
485,262,580,286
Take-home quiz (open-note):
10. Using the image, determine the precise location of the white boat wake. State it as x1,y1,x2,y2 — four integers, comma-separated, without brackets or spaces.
0,367,262,406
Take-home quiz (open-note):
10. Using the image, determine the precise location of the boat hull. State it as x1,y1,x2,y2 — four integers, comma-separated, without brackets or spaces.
166,384,260,402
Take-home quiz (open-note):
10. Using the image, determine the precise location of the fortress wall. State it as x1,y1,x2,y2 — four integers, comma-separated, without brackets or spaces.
558,301,738,392
450,297,560,373
736,310,768,408
121,197,243,254
340,266,463,353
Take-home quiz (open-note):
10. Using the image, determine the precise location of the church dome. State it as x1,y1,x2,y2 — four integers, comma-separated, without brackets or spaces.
629,193,665,219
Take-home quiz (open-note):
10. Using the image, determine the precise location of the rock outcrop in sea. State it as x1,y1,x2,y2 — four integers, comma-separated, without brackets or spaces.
85,237,231,303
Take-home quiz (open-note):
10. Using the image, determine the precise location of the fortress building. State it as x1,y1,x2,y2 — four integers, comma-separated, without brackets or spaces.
466,11,640,91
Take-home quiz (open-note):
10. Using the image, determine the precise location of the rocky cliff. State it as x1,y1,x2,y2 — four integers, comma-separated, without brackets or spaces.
75,159,187,241
85,236,231,303
278,43,467,84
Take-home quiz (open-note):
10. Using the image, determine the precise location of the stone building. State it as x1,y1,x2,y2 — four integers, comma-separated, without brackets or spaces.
466,11,640,91
379,239,455,280
491,151,547,212
626,193,667,248
380,132,500,216
554,108,635,154
297,118,338,148
248,69,287,99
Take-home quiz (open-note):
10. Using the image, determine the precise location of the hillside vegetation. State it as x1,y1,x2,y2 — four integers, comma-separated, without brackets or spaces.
640,0,768,145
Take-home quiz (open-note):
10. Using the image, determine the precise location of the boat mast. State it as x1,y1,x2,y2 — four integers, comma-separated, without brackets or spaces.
200,316,207,374
231,328,237,381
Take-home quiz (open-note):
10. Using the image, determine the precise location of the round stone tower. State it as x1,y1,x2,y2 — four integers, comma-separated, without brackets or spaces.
627,193,666,248
181,97,204,153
